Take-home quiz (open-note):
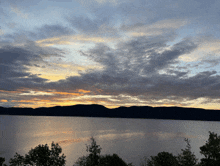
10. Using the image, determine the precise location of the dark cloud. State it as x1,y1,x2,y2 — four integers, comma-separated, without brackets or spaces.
44,35,220,104
0,33,216,105
81,36,197,76
142,39,197,73
0,41,64,91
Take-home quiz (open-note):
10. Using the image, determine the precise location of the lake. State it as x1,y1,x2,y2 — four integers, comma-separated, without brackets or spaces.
1,115,220,166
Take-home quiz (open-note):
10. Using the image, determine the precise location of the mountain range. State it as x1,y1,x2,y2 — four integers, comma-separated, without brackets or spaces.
0,104,219,121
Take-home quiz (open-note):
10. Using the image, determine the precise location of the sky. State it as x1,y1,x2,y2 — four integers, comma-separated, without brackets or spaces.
0,0,220,109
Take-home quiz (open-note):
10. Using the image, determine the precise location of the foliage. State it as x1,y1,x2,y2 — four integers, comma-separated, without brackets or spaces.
85,137,102,166
73,137,129,166
142,152,179,166
9,131,220,166
73,137,101,166
9,153,25,166
98,154,128,166
74,156,88,166
0,157,7,166
8,142,66,166
199,131,220,166
177,138,198,166
127,162,134,166
24,144,51,165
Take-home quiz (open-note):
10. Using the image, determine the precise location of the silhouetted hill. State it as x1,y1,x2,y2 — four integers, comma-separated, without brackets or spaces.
0,104,219,121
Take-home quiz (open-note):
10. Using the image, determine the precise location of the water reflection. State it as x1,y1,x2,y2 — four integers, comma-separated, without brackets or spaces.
0,116,220,166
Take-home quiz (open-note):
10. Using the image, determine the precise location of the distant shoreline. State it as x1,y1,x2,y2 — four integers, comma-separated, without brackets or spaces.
0,104,219,121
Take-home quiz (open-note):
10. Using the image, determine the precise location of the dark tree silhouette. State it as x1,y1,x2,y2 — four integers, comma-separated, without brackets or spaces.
9,153,25,166
98,154,128,166
8,142,66,166
73,137,129,166
74,155,87,166
74,137,101,166
24,144,51,166
177,138,198,166
127,162,134,166
0,157,7,166
144,151,179,166
199,131,220,166
86,137,102,166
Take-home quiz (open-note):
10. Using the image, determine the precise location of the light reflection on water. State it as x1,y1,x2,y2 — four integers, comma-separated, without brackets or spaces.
1,115,220,166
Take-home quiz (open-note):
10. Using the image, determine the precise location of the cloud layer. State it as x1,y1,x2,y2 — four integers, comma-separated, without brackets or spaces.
0,0,220,109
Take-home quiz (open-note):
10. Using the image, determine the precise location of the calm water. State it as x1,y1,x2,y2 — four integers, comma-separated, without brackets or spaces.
1,115,220,166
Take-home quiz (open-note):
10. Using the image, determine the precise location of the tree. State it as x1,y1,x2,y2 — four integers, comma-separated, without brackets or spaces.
199,131,220,166
145,151,179,166
127,162,134,166
74,137,102,166
9,153,25,166
73,137,129,166
0,157,7,166
177,138,198,166
98,154,128,166
86,137,102,166
74,156,88,166
49,142,66,166
9,142,66,166
24,144,51,166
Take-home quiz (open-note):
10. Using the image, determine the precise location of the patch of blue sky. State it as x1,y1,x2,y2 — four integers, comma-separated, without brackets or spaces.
173,60,220,78
166,37,183,47
166,27,203,53
51,43,97,65
40,0,92,18
0,25,14,36
11,0,86,17
203,65,220,74
3,1,84,33
17,9,67,30
177,27,199,38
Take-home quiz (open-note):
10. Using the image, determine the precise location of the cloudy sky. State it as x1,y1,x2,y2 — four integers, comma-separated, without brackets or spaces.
0,0,220,109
